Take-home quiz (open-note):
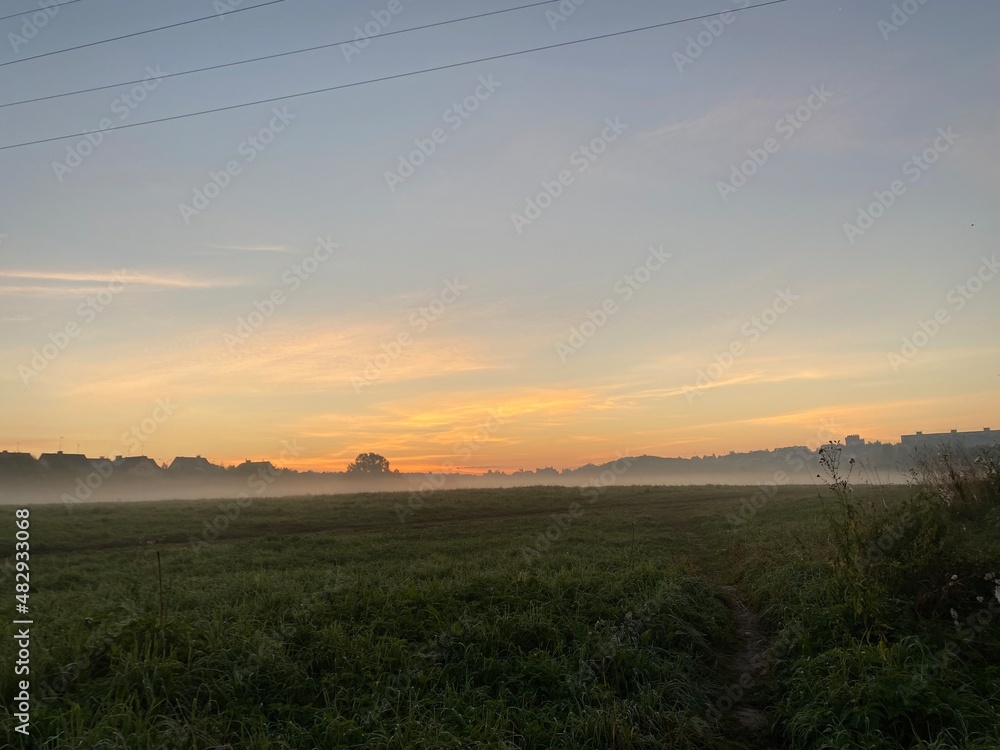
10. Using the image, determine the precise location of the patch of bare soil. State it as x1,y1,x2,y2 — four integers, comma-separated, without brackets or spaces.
721,584,782,748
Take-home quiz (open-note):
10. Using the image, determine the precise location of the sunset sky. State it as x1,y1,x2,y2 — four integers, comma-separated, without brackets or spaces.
1,0,998,472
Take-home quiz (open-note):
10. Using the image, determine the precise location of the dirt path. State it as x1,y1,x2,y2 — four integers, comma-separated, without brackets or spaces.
722,584,782,748
678,525,782,746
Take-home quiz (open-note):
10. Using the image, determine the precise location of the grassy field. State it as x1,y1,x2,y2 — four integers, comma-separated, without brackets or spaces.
2,450,999,749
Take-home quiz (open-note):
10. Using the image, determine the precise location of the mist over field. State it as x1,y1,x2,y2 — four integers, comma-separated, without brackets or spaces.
1,440,922,505
0,472,821,505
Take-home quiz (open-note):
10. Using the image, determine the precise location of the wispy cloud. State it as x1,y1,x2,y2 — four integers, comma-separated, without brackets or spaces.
0,285,115,296
0,269,246,290
199,244,293,254
638,87,859,168
642,91,789,145
55,318,505,397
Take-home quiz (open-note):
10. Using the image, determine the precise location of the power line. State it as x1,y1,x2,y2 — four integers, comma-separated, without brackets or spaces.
0,0,790,152
0,0,83,22
0,0,566,109
0,0,285,68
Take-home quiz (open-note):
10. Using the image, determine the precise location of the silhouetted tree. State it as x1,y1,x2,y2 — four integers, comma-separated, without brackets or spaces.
346,452,391,475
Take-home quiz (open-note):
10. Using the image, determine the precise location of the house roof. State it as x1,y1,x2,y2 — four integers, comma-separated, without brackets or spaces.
0,451,39,474
168,456,221,472
39,452,95,471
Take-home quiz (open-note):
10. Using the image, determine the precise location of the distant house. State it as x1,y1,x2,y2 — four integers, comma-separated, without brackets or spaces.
0,451,39,476
39,451,95,474
845,434,866,448
112,455,162,477
168,455,223,475
901,428,997,450
231,459,277,477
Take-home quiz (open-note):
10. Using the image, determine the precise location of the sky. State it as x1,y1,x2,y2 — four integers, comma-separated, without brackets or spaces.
0,0,998,473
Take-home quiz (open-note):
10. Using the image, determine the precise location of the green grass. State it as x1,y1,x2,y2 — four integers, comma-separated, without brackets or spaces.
1,485,782,749
1,467,998,749
733,450,1000,750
